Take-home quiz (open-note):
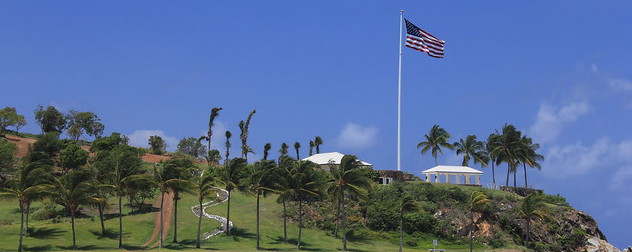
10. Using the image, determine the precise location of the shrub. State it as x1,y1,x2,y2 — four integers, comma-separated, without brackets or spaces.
403,212,436,233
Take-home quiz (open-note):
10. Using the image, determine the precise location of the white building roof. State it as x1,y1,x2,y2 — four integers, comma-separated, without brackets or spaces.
302,152,372,166
422,165,483,174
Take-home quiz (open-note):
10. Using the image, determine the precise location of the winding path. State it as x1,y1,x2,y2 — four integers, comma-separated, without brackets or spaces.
190,187,234,239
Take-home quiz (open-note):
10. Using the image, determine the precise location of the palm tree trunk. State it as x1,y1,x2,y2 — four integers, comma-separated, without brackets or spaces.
71,208,77,250
505,165,510,186
334,200,341,238
469,211,474,252
525,218,530,248
196,199,202,249
296,150,299,160
256,191,260,250
159,191,164,249
341,190,347,251
226,190,231,235
25,203,30,238
298,200,303,250
118,195,123,249
173,192,179,243
434,156,438,166
491,162,496,184
399,211,403,252
523,163,528,188
283,200,288,243
513,166,517,188
18,205,24,252
98,204,106,237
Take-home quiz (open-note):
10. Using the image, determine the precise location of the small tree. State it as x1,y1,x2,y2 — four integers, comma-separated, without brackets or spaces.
398,196,419,252
177,137,206,158
516,194,549,248
0,138,17,175
152,162,192,248
60,143,89,173
469,191,490,252
66,110,104,141
149,135,166,155
0,107,25,136
34,105,67,134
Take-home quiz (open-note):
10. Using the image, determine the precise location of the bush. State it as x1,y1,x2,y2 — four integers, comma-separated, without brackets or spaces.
403,212,436,233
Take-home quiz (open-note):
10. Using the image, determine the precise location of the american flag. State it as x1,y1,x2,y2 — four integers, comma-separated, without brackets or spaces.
404,19,445,58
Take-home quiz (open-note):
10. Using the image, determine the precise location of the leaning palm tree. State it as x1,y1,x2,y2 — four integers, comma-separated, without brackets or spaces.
517,136,543,188
455,135,488,167
110,146,143,249
493,124,522,187
308,141,315,156
192,166,218,249
314,136,323,154
50,169,103,250
0,164,51,252
274,156,294,243
239,110,256,162
280,159,324,250
417,125,455,165
486,133,501,185
516,194,549,248
469,191,490,252
248,160,277,250
216,157,248,235
294,142,301,160
398,196,419,252
164,159,195,243
263,143,272,160
326,155,372,251
279,143,289,157
200,107,223,167
152,162,192,248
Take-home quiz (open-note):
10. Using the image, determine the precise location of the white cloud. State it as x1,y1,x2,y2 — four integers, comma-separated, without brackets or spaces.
529,101,591,144
609,78,632,92
127,129,179,152
611,166,632,190
335,123,378,151
590,63,599,74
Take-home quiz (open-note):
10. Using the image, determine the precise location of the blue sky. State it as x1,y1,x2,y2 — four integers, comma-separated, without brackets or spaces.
1,1,631,248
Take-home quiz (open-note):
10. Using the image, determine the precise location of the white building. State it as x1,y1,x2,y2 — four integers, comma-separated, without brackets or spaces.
422,165,483,185
302,152,372,170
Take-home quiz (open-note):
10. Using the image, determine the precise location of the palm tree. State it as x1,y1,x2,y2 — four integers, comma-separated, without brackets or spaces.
486,133,501,185
308,141,314,156
216,157,248,235
398,196,419,252
326,155,372,251
417,125,455,165
314,136,323,154
164,159,195,243
517,136,543,188
0,164,51,252
279,143,289,157
152,162,192,248
279,159,324,250
200,107,222,167
516,194,549,248
454,135,488,167
110,146,143,249
207,149,222,166
469,191,490,252
491,124,522,187
294,142,301,160
192,167,218,249
248,160,277,250
263,143,272,160
274,156,293,243
50,169,103,250
239,110,256,162
224,131,232,166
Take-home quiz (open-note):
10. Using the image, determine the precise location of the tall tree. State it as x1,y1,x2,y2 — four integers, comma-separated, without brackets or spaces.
152,162,192,248
279,143,289,157
0,163,51,251
239,110,256,162
454,135,488,167
109,145,143,248
469,191,490,252
493,124,522,187
66,110,104,140
192,166,218,249
279,159,324,250
263,143,272,160
248,160,277,250
314,136,323,154
274,156,293,243
149,135,167,155
0,107,25,136
200,107,223,167
308,141,314,156
224,131,232,166
326,155,372,251
50,169,102,250
486,133,501,185
34,105,67,134
417,125,455,165
176,137,206,158
516,194,549,248
398,196,419,252
518,136,543,188
162,158,195,243
216,157,248,235
294,142,301,160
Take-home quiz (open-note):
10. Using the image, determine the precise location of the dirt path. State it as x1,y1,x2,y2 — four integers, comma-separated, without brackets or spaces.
142,191,174,249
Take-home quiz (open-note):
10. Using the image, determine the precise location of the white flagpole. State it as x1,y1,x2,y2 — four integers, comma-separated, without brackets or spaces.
397,10,403,171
